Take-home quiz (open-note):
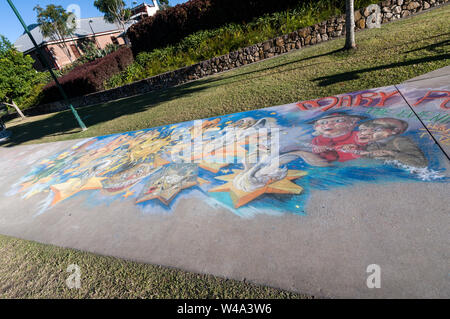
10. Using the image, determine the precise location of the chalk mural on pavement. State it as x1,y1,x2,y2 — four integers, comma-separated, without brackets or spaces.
6,85,450,218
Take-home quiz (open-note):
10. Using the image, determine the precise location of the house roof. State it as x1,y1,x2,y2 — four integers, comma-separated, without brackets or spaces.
133,1,157,11
14,16,135,53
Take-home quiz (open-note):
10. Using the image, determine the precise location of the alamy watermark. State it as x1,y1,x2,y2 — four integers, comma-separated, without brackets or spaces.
168,119,281,166
66,4,81,29
66,264,81,289
366,264,381,289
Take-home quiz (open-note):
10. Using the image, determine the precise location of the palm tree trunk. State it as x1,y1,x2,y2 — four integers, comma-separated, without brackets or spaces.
345,0,356,50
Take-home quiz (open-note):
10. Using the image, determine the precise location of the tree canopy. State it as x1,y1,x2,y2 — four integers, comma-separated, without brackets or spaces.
0,35,13,54
0,35,43,107
94,0,131,29
94,0,133,45
157,0,170,10
34,4,76,61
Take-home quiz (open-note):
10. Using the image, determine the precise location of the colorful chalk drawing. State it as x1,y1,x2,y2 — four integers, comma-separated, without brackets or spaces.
6,85,450,218
397,83,450,157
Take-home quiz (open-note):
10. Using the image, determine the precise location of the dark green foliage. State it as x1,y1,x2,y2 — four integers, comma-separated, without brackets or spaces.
41,47,134,103
128,0,303,55
0,35,46,109
128,0,377,55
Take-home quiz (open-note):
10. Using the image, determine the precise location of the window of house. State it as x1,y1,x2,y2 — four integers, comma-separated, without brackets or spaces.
111,36,119,45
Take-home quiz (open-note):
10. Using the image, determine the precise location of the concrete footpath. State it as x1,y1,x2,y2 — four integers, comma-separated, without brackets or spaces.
0,68,449,298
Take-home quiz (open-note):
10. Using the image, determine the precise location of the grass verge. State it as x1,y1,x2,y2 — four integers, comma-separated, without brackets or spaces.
0,234,308,299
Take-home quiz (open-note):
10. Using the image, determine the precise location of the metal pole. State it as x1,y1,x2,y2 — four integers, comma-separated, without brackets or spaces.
89,20,100,48
6,0,87,131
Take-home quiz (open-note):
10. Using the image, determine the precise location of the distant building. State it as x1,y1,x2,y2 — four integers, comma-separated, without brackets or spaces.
131,1,160,21
13,1,159,71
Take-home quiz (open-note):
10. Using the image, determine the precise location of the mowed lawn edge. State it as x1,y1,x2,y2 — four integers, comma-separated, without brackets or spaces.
0,234,310,299
4,5,450,147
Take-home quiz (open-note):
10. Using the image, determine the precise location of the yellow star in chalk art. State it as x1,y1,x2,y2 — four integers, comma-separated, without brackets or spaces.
136,177,208,206
64,168,77,175
209,169,307,209
128,138,171,163
50,177,105,206
123,191,135,198
57,152,70,160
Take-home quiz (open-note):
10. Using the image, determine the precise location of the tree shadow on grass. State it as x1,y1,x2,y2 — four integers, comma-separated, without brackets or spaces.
2,83,207,147
196,48,346,87
312,54,450,87
403,39,450,54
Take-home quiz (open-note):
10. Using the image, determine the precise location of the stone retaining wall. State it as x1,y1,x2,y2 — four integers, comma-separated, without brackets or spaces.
24,0,448,116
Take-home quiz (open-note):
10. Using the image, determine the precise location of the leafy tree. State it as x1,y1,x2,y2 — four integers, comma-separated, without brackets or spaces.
34,5,77,62
157,0,170,10
0,35,43,115
344,0,356,49
0,35,12,54
94,0,132,45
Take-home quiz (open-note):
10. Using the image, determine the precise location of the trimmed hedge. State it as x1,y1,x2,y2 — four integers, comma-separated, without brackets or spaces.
127,0,304,55
41,47,133,104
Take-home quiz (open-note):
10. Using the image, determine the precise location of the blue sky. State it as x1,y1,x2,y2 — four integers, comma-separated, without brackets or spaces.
0,0,188,44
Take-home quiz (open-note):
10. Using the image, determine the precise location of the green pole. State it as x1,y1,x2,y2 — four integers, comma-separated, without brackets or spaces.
6,0,87,131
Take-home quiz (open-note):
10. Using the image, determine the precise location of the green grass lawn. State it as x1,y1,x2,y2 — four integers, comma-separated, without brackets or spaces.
0,234,307,299
0,6,449,299
3,5,450,147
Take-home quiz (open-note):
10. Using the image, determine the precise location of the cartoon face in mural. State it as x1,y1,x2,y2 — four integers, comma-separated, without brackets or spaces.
312,113,362,138
357,118,408,143
355,118,428,168
7,85,449,217
308,113,368,163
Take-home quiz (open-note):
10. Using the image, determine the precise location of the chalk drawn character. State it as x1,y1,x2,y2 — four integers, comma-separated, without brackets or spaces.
309,113,368,162
356,118,428,168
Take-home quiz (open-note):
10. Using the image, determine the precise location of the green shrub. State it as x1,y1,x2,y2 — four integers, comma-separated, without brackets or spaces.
18,82,46,109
